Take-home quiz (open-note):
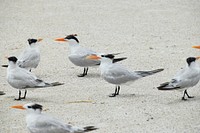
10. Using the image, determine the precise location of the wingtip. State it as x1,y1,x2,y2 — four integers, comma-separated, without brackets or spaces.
2,65,8,68
51,82,64,86
84,126,98,132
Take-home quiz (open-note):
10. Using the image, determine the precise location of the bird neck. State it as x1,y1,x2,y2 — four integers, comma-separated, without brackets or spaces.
68,40,79,46
8,62,17,69
30,43,38,48
188,62,198,69
101,58,113,64
99,58,113,72
27,109,42,115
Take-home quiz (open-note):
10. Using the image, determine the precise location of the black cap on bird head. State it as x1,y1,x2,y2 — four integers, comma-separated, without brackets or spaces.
186,57,196,66
27,103,43,111
28,39,38,45
101,54,115,59
65,34,79,43
8,56,18,63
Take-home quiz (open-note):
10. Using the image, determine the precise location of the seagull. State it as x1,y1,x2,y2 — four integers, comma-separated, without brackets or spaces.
157,57,200,100
11,103,98,133
55,34,127,77
6,56,64,100
87,54,164,97
2,38,42,71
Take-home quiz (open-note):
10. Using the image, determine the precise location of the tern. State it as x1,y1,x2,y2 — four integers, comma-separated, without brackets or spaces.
17,38,42,71
6,56,64,100
11,103,98,133
157,57,200,100
55,34,127,77
2,38,42,71
87,54,164,97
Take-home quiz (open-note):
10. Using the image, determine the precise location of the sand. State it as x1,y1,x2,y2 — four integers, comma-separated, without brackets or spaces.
1,0,200,132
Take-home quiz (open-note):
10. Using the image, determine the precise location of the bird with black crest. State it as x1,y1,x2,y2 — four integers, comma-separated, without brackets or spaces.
2,38,42,72
87,54,164,97
157,57,200,100
11,103,98,133
55,34,127,77
6,56,64,100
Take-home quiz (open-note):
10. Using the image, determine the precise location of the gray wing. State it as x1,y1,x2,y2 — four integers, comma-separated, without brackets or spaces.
17,48,40,68
102,64,140,84
158,67,200,90
8,67,45,88
28,115,84,133
69,46,100,66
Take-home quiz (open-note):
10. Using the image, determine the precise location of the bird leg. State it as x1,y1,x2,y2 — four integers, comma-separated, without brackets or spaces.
185,89,194,99
85,67,89,75
78,67,89,77
14,90,22,100
21,90,27,99
116,86,120,95
109,86,118,97
182,90,194,100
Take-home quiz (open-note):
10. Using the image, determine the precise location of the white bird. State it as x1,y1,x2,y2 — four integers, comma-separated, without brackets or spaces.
17,38,42,71
11,103,98,133
6,56,64,100
2,38,42,71
87,54,164,97
55,34,127,77
157,57,200,100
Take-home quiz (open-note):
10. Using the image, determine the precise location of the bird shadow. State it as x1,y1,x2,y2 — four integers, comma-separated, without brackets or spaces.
166,96,200,105
83,73,101,78
22,97,51,103
108,93,147,99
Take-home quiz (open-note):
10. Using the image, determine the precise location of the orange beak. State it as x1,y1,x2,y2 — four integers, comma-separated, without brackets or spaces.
86,55,101,60
196,56,200,60
37,38,43,42
11,105,25,110
192,45,200,49
55,38,67,42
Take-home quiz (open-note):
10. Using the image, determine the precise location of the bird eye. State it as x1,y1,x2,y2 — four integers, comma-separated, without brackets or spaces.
27,106,31,108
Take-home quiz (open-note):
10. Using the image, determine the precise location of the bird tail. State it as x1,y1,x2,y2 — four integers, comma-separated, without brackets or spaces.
44,82,64,87
2,64,8,67
83,126,98,132
157,81,180,90
113,57,127,63
135,68,164,77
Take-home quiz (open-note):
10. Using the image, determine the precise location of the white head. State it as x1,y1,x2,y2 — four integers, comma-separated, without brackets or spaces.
11,103,43,114
55,34,79,45
28,38,43,47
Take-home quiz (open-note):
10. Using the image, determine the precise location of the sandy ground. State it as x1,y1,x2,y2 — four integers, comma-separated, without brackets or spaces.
1,0,200,132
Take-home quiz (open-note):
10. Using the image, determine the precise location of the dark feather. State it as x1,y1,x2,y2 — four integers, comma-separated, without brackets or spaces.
83,126,98,132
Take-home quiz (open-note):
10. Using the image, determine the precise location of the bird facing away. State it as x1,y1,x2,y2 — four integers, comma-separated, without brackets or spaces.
6,56,64,100
17,38,42,71
55,34,127,77
87,54,164,97
11,103,98,133
157,57,200,100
